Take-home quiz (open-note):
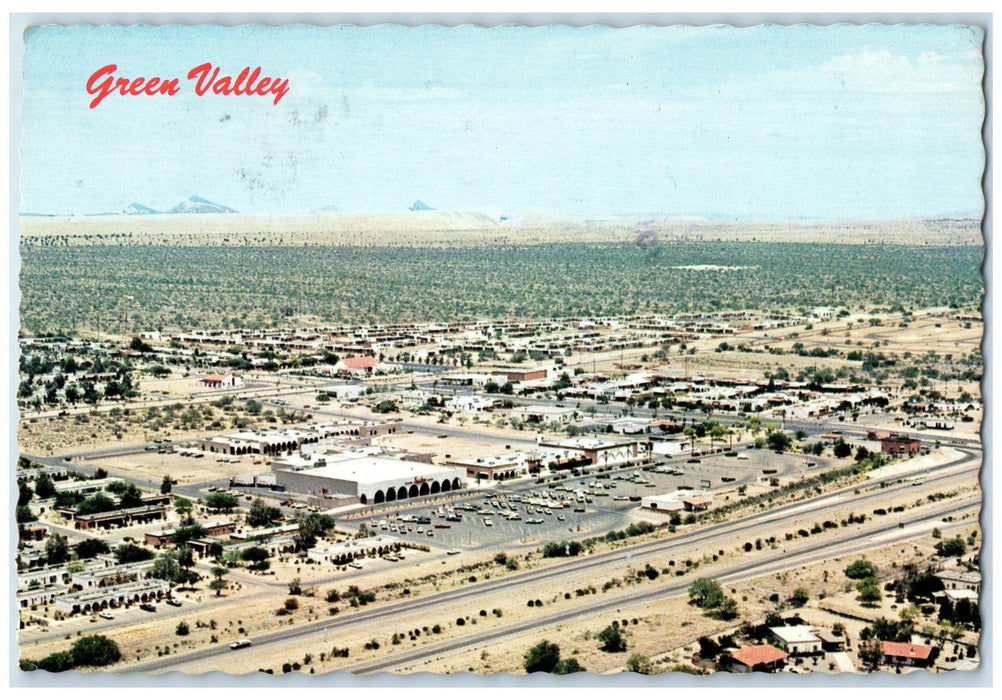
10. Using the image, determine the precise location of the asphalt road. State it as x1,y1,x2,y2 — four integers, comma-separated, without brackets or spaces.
119,446,979,673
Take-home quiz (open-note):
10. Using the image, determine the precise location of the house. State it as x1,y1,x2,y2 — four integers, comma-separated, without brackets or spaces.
879,434,921,456
200,373,244,389
334,355,378,376
769,626,823,656
936,569,981,593
729,644,788,673
880,641,935,667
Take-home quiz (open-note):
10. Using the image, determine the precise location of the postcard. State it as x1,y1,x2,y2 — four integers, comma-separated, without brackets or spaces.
13,19,985,680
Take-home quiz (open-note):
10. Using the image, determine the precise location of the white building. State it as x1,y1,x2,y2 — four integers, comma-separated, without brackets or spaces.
537,437,639,470
769,626,823,656
273,456,465,505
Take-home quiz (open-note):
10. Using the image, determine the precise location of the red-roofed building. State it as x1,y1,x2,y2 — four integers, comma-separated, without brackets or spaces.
335,355,378,376
880,641,936,667
200,373,243,389
730,644,788,673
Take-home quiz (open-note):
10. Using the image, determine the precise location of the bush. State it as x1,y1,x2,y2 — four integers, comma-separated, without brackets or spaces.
70,635,121,667
524,640,561,673
553,657,586,674
934,536,967,558
844,558,878,580
625,652,653,674
598,623,627,653
176,621,190,636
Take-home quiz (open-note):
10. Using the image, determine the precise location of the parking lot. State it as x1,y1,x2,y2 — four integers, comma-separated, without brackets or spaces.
364,446,834,554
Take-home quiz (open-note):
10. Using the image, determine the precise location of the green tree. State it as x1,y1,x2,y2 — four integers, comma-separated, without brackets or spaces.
34,472,56,499
553,657,586,674
247,498,281,528
790,587,810,607
688,578,724,609
76,493,117,515
205,492,239,512
625,652,654,674
697,636,721,659
17,480,33,507
294,512,335,552
766,431,792,453
151,551,182,583
70,635,121,667
160,475,173,495
833,439,853,459
856,579,883,606
173,497,194,517
30,651,76,672
714,597,740,620
858,638,882,671
597,622,627,652
74,538,111,559
16,505,36,524
115,543,155,564
524,640,561,673
242,546,271,570
845,558,878,580
45,534,70,565
209,566,229,596
934,536,966,557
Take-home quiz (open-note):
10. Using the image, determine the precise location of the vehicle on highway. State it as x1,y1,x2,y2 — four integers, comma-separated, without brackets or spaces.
230,639,253,650
447,549,461,555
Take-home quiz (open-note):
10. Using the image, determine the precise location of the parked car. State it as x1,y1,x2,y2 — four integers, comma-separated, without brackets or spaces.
139,603,157,612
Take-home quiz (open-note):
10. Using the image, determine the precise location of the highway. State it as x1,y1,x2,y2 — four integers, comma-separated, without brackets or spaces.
119,446,979,673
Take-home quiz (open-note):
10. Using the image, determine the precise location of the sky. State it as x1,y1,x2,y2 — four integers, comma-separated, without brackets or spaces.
17,23,986,220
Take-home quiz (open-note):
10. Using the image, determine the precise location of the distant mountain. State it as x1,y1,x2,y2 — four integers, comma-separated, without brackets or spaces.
166,196,238,214
122,202,161,215
409,200,436,211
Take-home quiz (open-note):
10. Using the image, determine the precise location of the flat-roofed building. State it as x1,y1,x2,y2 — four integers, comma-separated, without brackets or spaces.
538,437,639,471
447,451,537,481
936,569,981,593
644,490,712,514
17,585,64,609
54,578,171,615
769,626,823,656
70,504,168,531
512,405,577,425
880,434,922,456
307,536,399,565
273,456,465,505
145,520,235,547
